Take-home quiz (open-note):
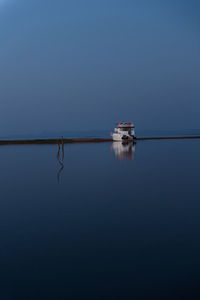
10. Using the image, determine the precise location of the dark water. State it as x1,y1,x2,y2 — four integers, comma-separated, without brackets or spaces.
1,140,200,299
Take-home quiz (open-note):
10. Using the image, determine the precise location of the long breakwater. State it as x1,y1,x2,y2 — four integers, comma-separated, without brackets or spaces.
0,136,200,145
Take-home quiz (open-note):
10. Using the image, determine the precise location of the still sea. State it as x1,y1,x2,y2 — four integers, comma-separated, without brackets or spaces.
0,139,200,299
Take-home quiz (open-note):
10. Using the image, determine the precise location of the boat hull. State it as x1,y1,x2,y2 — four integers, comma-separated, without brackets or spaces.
112,133,135,141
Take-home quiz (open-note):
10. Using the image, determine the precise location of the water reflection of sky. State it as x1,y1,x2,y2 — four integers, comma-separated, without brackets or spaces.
0,141,200,298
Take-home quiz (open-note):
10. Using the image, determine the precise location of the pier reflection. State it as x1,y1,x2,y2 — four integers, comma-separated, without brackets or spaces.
57,138,65,183
111,142,136,161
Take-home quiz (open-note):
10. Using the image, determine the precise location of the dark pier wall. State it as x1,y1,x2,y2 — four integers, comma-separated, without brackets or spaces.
0,136,200,145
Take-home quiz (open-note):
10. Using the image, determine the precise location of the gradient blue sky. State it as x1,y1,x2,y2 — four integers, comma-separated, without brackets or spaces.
0,0,200,136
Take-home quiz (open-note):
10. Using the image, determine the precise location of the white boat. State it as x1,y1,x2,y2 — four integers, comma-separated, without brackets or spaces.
111,122,136,141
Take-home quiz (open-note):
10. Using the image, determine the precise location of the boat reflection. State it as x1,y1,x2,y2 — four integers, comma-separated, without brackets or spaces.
111,141,136,161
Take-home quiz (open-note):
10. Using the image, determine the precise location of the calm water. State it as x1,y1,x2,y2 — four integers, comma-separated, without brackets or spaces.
1,140,200,299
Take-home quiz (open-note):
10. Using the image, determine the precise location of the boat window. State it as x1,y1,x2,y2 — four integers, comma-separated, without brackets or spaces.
120,128,129,131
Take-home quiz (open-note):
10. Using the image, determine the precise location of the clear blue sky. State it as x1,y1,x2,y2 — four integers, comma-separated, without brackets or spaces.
0,0,200,136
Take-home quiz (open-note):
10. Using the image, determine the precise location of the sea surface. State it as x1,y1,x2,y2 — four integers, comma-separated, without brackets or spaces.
1,139,200,299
